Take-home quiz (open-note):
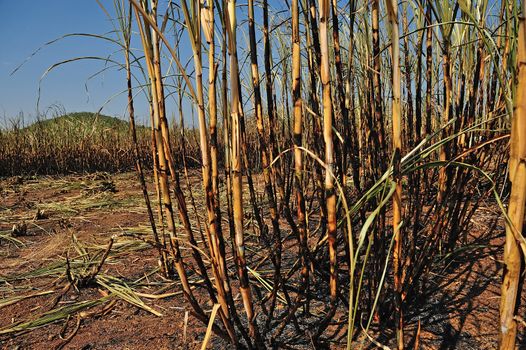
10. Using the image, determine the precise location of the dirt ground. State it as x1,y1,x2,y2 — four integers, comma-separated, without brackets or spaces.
0,172,524,349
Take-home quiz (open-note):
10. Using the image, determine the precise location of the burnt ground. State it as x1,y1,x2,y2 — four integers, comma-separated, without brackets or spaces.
0,172,524,349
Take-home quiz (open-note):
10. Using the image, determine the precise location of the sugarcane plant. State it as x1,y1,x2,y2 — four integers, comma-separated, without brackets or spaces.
9,0,520,347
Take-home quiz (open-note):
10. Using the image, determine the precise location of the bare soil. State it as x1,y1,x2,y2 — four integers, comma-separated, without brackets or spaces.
0,173,524,349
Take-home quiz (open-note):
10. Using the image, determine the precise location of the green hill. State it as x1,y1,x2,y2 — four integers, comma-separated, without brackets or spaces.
25,112,134,134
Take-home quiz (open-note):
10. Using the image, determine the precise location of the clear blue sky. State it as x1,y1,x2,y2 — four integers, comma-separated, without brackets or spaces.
0,0,291,127
0,0,149,125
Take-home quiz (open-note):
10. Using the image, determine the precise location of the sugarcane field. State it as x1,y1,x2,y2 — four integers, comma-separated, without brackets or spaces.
0,1,525,349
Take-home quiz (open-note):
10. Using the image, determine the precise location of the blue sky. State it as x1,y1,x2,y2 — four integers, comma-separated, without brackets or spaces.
0,0,291,127
0,0,151,125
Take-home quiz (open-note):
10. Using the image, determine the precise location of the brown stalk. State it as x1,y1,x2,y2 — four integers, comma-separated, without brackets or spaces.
133,1,214,338
499,2,526,348
247,0,283,329
122,3,166,274
292,0,309,313
387,0,403,348
226,0,263,345
315,0,338,339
